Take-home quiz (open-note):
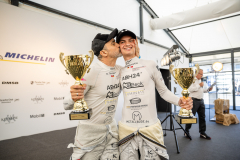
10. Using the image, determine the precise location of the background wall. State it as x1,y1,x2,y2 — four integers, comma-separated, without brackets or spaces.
0,0,189,141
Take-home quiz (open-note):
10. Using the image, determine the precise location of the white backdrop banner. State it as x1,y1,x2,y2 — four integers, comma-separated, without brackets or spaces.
0,2,121,141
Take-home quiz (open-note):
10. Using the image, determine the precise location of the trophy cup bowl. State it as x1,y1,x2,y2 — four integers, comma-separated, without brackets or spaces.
60,51,94,120
170,64,199,124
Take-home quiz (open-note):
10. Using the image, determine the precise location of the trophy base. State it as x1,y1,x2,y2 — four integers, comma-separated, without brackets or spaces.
175,115,197,124
69,108,92,120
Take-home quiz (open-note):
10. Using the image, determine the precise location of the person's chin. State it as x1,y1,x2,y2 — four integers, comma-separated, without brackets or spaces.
123,52,134,56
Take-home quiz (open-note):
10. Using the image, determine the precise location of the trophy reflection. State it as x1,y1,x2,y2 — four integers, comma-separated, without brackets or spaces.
170,64,199,124
60,51,94,120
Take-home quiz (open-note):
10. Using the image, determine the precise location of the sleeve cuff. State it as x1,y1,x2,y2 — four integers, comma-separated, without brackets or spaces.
176,97,180,106
63,94,74,110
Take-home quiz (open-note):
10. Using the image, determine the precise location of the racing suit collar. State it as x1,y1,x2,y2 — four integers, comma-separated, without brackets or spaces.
125,56,139,67
97,60,116,71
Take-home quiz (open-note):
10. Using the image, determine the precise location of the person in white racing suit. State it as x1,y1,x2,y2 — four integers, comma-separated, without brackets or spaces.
116,29,193,160
63,28,122,160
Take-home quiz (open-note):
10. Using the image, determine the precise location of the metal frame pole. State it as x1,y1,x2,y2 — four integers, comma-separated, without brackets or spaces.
231,50,236,110
139,0,144,44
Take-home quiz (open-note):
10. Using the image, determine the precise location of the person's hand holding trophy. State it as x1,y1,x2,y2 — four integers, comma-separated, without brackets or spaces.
170,64,199,124
60,51,94,120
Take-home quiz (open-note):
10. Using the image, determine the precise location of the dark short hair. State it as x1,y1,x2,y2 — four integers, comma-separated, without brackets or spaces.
116,29,136,43
91,28,118,57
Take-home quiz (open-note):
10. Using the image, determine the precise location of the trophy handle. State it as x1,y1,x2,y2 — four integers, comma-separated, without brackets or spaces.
193,64,200,83
87,50,94,73
169,64,177,79
59,52,69,75
88,50,94,66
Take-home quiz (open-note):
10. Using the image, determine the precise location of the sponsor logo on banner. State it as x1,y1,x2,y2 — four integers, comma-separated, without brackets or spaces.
1,52,55,65
31,81,50,85
0,99,19,103
123,82,144,89
31,96,44,104
30,114,45,118
126,111,149,124
1,115,18,124
54,112,65,115
59,80,69,87
54,97,64,100
2,81,18,84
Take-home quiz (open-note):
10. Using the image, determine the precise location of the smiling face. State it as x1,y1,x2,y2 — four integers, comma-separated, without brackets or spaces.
119,35,136,59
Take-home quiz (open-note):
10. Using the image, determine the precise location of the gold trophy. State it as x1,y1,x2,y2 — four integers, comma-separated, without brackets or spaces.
170,64,199,124
60,51,94,120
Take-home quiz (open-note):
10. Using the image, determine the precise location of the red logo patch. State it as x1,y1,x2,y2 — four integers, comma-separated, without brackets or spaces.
111,75,114,77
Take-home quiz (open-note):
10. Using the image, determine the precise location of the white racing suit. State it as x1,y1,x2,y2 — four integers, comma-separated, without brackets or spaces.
119,57,180,160
68,120,119,160
63,61,122,160
119,120,168,160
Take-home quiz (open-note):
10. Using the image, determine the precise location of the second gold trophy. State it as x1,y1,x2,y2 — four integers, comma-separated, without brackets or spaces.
170,64,199,124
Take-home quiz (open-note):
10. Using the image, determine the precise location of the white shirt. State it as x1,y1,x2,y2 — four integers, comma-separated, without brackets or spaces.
120,57,180,128
189,78,208,99
63,61,122,124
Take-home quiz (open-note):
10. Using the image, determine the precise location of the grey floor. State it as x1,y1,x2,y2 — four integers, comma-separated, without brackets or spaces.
0,109,240,160
159,109,240,160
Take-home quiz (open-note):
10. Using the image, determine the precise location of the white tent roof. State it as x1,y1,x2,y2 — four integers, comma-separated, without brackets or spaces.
146,0,240,54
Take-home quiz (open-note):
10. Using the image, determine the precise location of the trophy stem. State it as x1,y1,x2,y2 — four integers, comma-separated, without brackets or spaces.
75,78,82,85
181,89,190,99
179,88,194,118
73,79,89,112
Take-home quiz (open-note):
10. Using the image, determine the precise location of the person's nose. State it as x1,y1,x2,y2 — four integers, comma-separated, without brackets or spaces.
125,41,131,46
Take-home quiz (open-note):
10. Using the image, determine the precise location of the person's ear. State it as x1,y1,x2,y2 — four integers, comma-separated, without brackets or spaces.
100,50,108,57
